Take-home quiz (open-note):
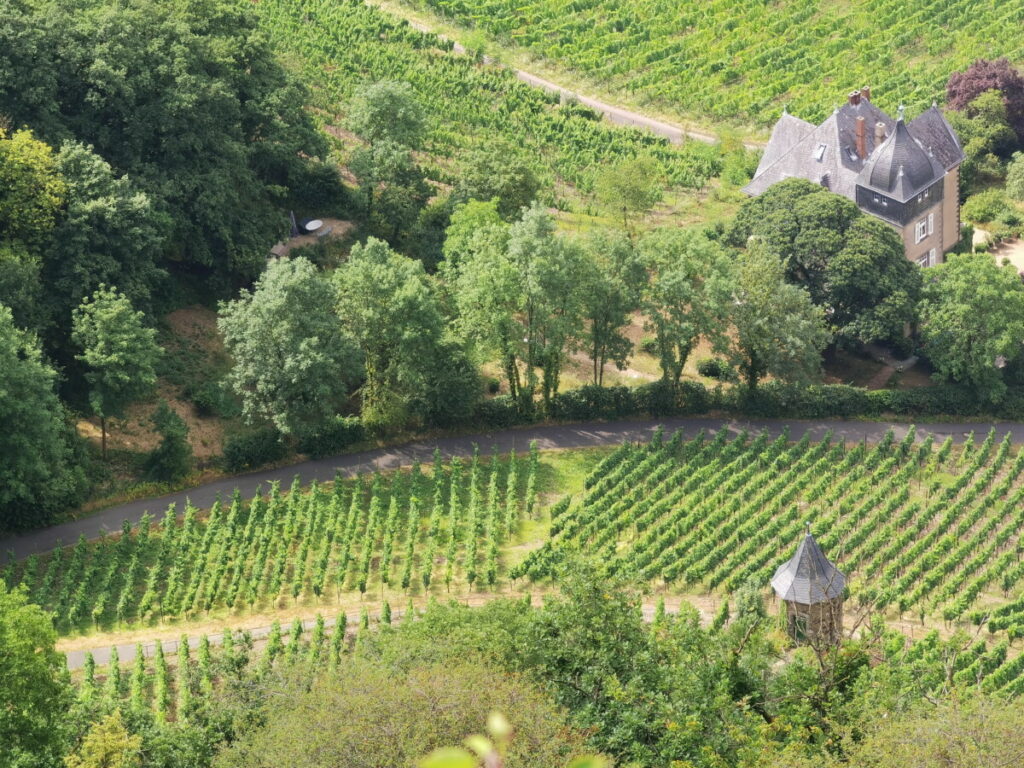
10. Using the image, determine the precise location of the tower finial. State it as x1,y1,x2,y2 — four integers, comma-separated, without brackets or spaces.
805,521,811,536
897,104,905,122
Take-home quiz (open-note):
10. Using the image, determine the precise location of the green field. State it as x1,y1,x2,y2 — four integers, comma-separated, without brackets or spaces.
403,0,1024,127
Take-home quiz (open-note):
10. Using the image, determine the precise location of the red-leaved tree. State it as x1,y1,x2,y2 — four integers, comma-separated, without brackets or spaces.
947,58,1024,144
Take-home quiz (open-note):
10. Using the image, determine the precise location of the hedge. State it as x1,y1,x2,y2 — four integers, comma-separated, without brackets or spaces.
297,416,366,459
222,428,288,472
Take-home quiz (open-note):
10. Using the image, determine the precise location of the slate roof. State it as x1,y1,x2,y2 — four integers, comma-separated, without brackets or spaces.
744,96,964,204
770,530,845,605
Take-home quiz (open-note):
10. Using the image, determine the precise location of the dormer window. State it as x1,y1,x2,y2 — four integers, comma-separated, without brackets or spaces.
846,147,859,161
814,143,826,161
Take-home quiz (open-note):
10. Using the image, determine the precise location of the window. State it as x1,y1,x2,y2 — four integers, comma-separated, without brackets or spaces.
915,219,928,243
814,143,826,161
928,213,934,235
917,254,930,267
928,247,936,266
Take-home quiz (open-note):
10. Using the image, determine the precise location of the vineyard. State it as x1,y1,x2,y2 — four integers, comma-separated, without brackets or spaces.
253,0,726,193
1,445,550,636
517,427,1024,638
406,0,1024,126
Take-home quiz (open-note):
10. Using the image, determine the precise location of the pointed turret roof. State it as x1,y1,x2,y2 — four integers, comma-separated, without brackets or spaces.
771,528,845,605
858,114,945,202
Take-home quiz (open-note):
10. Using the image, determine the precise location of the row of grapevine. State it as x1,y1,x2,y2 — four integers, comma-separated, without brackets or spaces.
4,445,544,635
411,0,1021,126
519,427,1024,637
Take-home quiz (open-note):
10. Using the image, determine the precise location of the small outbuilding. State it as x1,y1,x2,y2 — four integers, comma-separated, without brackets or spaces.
771,526,845,645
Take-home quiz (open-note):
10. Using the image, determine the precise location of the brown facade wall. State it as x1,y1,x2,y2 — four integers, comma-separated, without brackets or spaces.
942,167,961,253
901,199,944,265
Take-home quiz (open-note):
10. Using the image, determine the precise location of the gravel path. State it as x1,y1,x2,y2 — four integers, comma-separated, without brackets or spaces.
2,416,1013,563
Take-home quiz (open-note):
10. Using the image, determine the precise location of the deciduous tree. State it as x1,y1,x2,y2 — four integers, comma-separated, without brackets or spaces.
219,257,360,436
593,154,663,234
947,58,1024,145
347,80,427,148
919,253,1024,402
724,244,830,389
72,286,161,458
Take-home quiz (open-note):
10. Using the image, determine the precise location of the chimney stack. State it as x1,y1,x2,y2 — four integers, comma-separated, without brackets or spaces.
874,121,886,148
848,90,861,106
860,85,871,102
855,116,867,159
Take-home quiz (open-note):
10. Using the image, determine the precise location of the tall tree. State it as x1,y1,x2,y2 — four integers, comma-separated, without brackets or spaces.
143,400,193,483
723,244,830,390
947,58,1024,145
593,154,663,235
65,710,141,768
454,143,540,221
0,582,71,767
347,80,426,149
947,89,1018,190
825,217,922,345
43,142,166,340
72,285,161,458
640,228,733,387
0,304,88,531
334,238,459,430
219,257,360,436
580,230,646,385
0,128,66,332
349,140,431,249
919,253,1024,402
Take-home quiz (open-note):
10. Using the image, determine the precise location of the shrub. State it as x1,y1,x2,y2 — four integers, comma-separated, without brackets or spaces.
472,395,525,428
144,401,193,482
696,357,729,379
639,336,658,355
222,428,288,472
187,379,240,419
486,378,501,395
297,417,365,459
962,189,1011,224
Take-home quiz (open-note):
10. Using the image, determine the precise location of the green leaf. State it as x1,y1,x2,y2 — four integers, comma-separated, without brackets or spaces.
418,747,478,768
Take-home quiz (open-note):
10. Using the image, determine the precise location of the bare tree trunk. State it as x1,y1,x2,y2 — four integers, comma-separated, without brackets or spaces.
101,416,107,460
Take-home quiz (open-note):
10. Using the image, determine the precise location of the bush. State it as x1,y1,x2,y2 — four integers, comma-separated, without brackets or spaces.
472,395,526,428
639,336,658,355
222,428,288,472
696,357,729,379
297,417,365,459
486,377,501,395
144,401,193,482
186,379,240,419
962,189,1011,224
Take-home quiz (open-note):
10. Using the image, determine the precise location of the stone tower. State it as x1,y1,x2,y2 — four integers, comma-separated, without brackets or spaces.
771,526,845,644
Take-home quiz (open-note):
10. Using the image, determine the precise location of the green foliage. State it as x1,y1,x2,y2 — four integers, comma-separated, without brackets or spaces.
222,428,288,473
948,89,1017,191
1006,152,1024,200
347,80,427,148
962,188,1013,224
724,245,830,389
219,257,360,436
296,417,366,459
453,144,541,220
72,285,161,456
0,303,88,531
593,153,663,232
0,582,71,768
919,253,1024,401
0,0,327,282
144,401,193,483
336,237,475,430
640,227,733,387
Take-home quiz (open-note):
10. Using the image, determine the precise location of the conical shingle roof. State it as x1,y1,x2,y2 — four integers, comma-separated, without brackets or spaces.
771,529,845,605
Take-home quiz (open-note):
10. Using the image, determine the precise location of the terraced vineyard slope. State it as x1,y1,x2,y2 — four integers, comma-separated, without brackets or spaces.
408,0,1024,126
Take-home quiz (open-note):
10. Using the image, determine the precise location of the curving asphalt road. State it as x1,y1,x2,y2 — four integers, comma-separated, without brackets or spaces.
2,416,1016,563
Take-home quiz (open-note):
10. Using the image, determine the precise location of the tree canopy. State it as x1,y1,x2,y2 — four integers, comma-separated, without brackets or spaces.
919,253,1024,402
219,257,360,436
947,58,1024,145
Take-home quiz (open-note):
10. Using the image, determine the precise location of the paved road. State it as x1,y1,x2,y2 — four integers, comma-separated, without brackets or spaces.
2,417,1014,563
370,1,763,150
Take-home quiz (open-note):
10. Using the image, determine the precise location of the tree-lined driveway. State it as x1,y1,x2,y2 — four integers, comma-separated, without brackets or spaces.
2,417,1016,562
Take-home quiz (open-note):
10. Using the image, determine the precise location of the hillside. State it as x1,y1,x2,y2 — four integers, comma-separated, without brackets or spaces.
399,0,1024,127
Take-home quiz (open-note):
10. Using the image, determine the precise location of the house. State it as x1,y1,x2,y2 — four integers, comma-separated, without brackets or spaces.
743,88,965,267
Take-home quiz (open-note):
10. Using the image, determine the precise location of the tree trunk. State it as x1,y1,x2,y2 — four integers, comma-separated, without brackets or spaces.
101,416,107,461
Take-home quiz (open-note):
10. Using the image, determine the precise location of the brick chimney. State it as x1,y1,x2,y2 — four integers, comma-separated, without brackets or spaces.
848,90,861,106
860,85,871,102
855,116,867,159
874,121,886,148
